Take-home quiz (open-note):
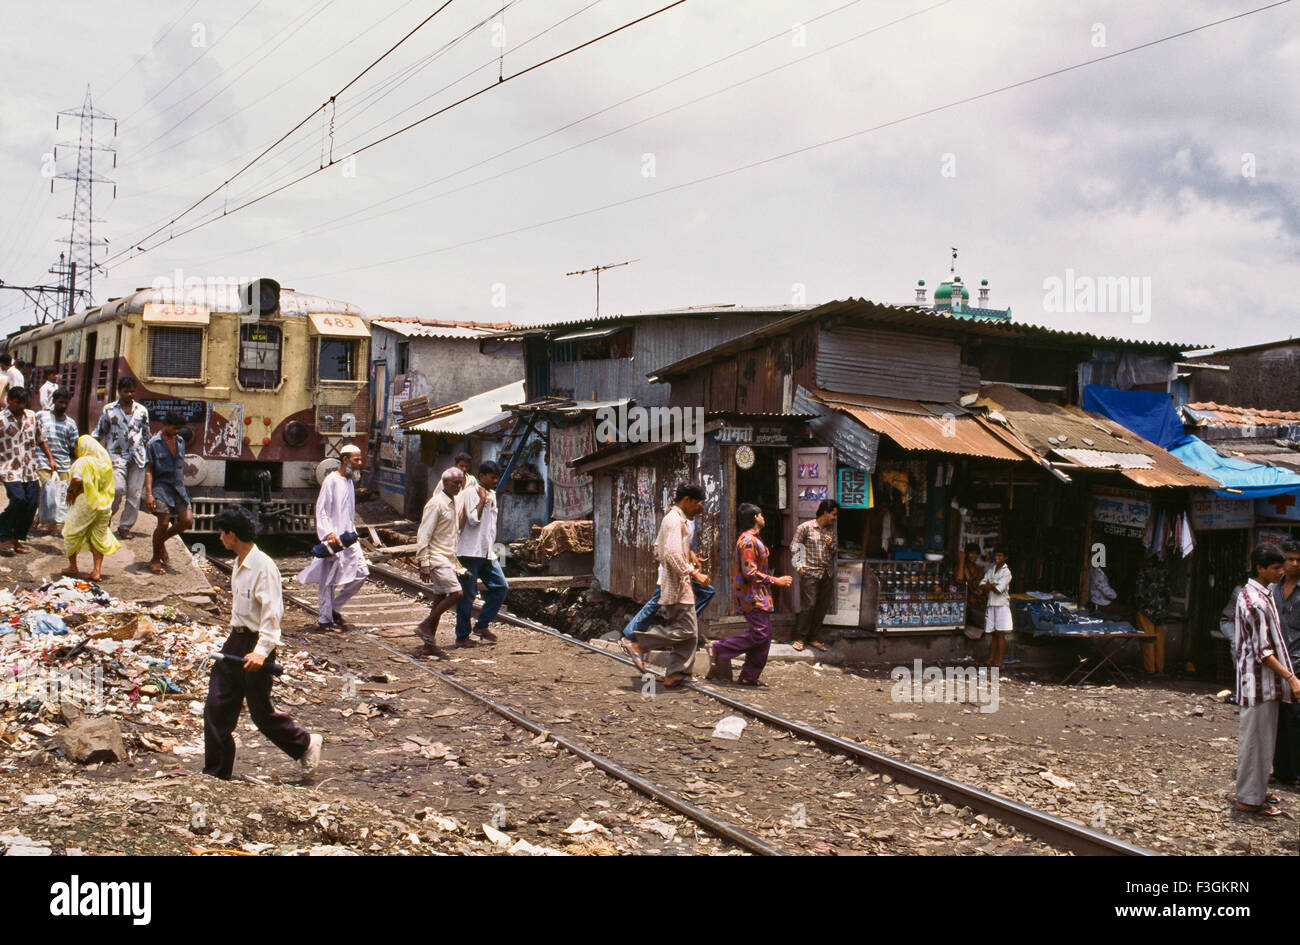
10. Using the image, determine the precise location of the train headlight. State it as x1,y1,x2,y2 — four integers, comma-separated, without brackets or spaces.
241,278,281,318
283,421,310,447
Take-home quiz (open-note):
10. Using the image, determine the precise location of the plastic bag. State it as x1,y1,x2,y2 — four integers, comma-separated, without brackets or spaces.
38,477,69,525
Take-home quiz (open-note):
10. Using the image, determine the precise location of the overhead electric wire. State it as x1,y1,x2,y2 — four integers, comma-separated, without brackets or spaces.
95,0,689,273
122,0,269,123
189,0,592,219
100,0,204,98
127,0,424,174
300,0,1293,281
119,0,509,243
201,0,945,264
129,0,340,156
99,0,462,271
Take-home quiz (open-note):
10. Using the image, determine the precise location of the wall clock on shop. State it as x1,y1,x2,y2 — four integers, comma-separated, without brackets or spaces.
735,445,756,470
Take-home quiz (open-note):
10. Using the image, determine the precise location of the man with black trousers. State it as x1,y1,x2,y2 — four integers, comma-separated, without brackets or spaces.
204,508,322,781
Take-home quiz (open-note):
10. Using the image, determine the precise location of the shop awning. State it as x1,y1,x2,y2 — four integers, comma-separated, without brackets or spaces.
308,312,370,337
401,379,525,435
975,384,1219,488
811,389,1030,462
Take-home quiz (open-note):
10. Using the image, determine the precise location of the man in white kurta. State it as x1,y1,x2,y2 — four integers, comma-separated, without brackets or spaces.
297,445,369,629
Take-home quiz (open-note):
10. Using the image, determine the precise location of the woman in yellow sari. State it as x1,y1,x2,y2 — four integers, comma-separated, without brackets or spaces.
63,435,120,581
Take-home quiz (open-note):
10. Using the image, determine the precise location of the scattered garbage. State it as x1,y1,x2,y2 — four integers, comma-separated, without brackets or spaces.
711,715,748,741
0,575,331,766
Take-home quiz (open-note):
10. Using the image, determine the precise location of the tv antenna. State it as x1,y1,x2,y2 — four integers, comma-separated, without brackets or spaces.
565,259,637,317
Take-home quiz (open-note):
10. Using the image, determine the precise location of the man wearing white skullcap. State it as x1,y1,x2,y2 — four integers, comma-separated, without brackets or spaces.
297,444,368,630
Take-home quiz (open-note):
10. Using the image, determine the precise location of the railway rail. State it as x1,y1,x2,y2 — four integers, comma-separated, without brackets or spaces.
204,552,1156,857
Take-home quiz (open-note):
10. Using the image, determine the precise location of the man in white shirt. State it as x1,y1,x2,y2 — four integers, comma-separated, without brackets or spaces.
0,354,23,399
38,369,58,413
454,460,509,647
980,546,1014,668
415,467,466,656
296,445,369,630
203,508,321,781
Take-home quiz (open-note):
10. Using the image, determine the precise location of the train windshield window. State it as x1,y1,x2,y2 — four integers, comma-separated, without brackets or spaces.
318,339,357,381
148,327,203,379
239,324,282,389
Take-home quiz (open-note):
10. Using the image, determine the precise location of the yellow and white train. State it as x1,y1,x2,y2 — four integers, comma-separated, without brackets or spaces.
2,278,370,533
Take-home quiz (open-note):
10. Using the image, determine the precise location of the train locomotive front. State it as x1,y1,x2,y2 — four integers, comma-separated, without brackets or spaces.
4,278,370,534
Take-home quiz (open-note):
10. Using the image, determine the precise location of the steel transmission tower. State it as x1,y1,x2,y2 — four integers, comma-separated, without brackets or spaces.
53,85,116,309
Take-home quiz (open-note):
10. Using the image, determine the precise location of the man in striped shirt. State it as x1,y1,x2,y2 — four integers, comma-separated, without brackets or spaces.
1235,542,1299,816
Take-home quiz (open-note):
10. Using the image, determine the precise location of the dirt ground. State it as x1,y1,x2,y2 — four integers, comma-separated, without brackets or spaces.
4,522,1295,856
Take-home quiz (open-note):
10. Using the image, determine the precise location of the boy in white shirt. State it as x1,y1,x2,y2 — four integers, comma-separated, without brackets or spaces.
980,546,1013,668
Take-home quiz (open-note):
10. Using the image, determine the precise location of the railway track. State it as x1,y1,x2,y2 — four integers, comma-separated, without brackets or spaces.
205,553,1155,856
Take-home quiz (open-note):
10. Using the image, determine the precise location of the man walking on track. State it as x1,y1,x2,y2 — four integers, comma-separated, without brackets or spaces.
297,445,368,632
454,460,508,647
625,483,708,689
415,466,466,656
204,508,321,782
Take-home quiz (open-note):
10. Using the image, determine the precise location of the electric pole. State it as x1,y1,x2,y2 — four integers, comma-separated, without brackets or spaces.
53,85,116,310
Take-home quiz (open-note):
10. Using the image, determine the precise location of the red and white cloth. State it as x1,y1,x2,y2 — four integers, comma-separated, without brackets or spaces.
1236,578,1294,709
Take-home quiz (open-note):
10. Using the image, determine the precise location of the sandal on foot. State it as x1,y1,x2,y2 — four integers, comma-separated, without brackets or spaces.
620,638,646,673
147,563,166,575
662,673,691,689
1236,800,1283,816
791,640,805,651
735,677,766,687
808,640,828,652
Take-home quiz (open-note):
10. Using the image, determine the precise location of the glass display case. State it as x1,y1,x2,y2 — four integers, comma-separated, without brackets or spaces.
865,558,965,632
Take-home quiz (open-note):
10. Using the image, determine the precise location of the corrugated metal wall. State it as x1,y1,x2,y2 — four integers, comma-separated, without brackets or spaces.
549,315,787,406
606,444,698,601
816,325,960,402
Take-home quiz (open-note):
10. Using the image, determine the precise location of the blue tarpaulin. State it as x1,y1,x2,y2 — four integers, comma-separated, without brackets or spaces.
1168,437,1300,498
1084,384,1300,498
1082,385,1191,450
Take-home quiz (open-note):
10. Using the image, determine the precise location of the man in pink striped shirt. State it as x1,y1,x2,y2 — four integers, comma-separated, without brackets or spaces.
1235,543,1300,816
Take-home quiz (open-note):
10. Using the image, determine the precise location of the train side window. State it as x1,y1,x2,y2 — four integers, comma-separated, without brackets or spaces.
148,327,204,379
238,324,282,389
318,339,357,381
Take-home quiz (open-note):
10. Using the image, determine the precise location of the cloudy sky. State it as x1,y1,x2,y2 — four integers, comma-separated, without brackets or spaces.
1,0,1296,349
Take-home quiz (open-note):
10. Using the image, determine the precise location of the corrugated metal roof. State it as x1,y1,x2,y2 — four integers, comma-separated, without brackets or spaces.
401,379,525,434
370,317,520,339
1053,448,1155,469
975,385,1219,489
647,298,1208,382
485,303,813,337
813,390,1027,461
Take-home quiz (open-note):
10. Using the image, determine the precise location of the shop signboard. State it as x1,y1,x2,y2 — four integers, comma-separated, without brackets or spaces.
715,426,753,444
837,466,871,509
1257,491,1300,522
1191,491,1255,530
1092,486,1151,538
